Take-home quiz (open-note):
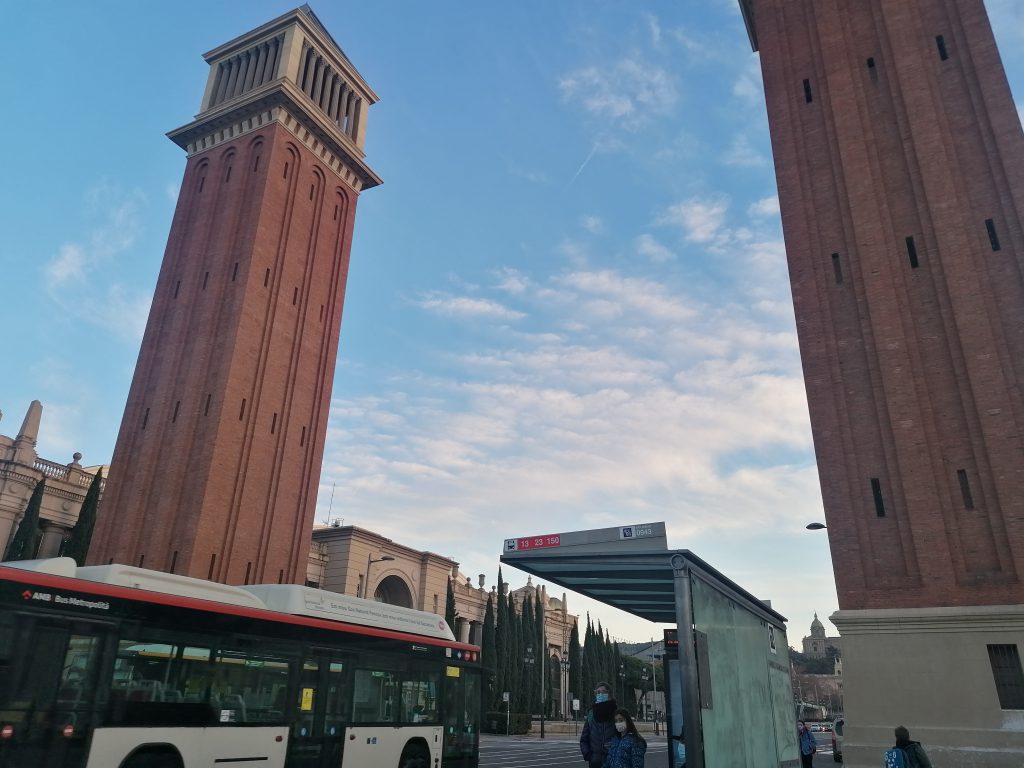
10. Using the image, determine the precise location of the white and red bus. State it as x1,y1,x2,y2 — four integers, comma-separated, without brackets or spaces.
0,558,480,768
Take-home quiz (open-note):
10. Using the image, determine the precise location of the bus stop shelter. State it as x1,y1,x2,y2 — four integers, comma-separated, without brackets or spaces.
501,523,800,768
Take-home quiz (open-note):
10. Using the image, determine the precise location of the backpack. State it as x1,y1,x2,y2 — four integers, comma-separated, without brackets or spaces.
883,747,907,768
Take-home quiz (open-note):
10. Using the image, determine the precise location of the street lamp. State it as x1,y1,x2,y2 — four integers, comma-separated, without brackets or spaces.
806,522,827,530
641,668,649,720
362,554,395,599
561,651,571,722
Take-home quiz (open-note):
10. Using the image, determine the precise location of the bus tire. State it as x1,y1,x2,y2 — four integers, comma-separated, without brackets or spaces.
118,745,185,768
397,739,430,768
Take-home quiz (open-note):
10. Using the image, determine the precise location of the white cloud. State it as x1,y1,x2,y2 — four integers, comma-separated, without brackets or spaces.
644,13,662,48
559,59,678,128
415,293,526,321
658,196,730,243
732,59,764,105
46,244,87,283
635,233,675,263
747,195,780,219
580,215,606,235
721,134,766,167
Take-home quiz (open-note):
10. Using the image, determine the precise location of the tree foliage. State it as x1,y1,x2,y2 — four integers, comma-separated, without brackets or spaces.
445,577,458,632
4,478,45,561
63,468,102,565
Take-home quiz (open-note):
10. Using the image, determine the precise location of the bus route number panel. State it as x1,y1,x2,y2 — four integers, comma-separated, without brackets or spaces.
505,535,561,552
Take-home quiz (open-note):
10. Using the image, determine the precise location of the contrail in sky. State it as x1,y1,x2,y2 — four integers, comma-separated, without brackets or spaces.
565,143,598,190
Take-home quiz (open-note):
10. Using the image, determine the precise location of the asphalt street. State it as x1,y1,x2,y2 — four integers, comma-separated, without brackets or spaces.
479,732,834,767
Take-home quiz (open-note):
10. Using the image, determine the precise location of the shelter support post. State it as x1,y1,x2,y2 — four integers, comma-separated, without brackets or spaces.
671,553,703,768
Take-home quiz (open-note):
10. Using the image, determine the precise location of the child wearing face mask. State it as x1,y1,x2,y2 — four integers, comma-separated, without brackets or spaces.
602,709,647,768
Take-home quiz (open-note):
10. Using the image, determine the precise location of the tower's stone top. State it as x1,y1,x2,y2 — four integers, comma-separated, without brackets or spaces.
168,5,381,190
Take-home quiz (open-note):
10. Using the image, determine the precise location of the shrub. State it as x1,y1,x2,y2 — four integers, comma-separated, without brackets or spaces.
483,711,532,734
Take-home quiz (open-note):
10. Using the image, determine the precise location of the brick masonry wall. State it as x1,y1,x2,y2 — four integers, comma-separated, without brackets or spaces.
91,121,362,585
753,0,1024,609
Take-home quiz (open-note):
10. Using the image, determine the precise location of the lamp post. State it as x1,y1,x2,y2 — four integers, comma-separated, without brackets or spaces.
650,639,659,734
641,668,649,720
561,651,570,721
362,554,395,599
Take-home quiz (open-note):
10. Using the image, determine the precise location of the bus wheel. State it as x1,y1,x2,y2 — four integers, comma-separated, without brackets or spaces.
397,742,430,768
119,745,185,768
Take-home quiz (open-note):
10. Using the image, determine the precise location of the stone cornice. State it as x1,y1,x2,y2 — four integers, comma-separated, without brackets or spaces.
167,79,381,191
832,605,1024,634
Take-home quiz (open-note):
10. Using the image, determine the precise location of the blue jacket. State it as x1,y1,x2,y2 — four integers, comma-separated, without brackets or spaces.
580,702,618,766
799,728,817,756
602,733,647,768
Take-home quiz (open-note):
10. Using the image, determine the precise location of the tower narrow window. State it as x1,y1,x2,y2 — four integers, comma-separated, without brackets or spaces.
310,184,315,200
172,400,180,423
239,398,247,420
142,407,150,430
936,35,949,61
244,561,252,584
232,262,239,281
205,393,212,416
985,219,1002,251
905,236,919,268
278,569,284,584
293,287,299,305
867,57,877,82
203,271,210,290
271,412,277,434
174,280,181,299
225,165,232,183
831,252,843,285
803,79,813,103
264,268,271,287
300,426,306,446
253,155,260,172
957,469,976,510
334,204,339,221
320,304,325,322
283,162,290,178
198,176,205,193
138,555,145,568
870,477,886,517
208,554,217,580
170,550,178,573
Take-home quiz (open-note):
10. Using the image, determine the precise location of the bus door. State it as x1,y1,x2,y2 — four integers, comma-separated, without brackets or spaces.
441,665,480,768
288,653,349,768
1,614,111,768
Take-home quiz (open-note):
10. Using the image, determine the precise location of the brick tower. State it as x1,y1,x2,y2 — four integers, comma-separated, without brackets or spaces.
90,7,380,586
739,0,1024,764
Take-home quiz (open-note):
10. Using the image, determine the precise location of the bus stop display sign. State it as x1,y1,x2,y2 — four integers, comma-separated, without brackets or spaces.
503,522,668,556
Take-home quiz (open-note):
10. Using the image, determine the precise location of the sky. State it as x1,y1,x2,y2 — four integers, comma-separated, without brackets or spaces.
2,1,1022,647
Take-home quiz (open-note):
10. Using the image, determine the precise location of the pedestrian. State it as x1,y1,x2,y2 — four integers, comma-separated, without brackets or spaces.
797,720,816,767
885,725,933,768
580,682,618,768
602,709,647,768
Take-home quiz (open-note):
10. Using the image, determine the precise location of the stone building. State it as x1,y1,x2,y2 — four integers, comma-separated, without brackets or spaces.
0,401,104,558
740,0,1024,764
801,613,841,659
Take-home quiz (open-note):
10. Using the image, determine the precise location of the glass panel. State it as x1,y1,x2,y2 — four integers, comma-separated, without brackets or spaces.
324,662,348,737
400,671,440,723
352,669,398,723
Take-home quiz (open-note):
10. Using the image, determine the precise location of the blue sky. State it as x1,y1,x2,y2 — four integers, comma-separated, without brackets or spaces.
2,1,1022,645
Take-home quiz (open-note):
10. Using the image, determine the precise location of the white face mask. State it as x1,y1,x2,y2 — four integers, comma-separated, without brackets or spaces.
615,721,627,733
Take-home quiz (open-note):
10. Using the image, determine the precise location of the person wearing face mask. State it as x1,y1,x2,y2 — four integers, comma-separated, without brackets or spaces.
579,683,618,768
797,720,817,767
602,709,647,768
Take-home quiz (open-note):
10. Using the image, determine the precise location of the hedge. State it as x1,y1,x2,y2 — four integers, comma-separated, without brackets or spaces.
483,711,532,734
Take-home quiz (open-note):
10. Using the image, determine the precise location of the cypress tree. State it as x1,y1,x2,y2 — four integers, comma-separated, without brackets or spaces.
534,589,547,717
521,593,536,711
445,577,458,632
495,570,508,706
509,591,524,710
63,468,102,566
4,478,45,561
568,620,582,709
482,594,496,707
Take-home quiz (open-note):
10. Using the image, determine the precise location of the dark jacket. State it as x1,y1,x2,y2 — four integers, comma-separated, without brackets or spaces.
602,732,647,768
798,728,817,756
896,739,933,768
580,700,618,767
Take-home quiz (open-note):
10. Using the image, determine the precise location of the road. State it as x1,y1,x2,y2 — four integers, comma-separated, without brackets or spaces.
479,732,834,767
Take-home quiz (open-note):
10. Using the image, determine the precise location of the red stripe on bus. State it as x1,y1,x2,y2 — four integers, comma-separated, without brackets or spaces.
0,565,479,654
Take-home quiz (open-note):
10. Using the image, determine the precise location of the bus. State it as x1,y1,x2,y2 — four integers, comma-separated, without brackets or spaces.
0,557,481,768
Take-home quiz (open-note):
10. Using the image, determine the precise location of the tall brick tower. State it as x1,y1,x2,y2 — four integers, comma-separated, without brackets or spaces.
90,7,380,586
739,0,1024,764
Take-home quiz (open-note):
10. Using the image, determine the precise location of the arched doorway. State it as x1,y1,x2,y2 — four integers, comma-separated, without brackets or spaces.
373,574,414,608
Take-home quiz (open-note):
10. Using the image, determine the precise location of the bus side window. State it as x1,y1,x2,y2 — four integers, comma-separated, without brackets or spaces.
0,613,14,696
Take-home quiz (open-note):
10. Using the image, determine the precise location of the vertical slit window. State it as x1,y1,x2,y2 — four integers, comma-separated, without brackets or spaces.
957,469,976,510
320,304,324,322
138,555,145,568
985,219,1001,251
293,287,299,305
232,262,239,282
803,79,813,103
988,645,1024,709
279,570,284,584
225,166,232,183
170,550,178,573
198,176,205,193
906,236,919,268
239,399,246,420
172,401,180,423
205,394,212,416
142,407,150,430
203,271,210,290
244,562,252,584
264,268,270,287
208,554,217,580
300,426,306,446
253,155,261,172
334,204,339,221
831,252,843,285
936,35,949,61
284,162,289,178
867,58,877,82
174,280,181,299
870,477,886,517
271,412,277,434
310,184,315,200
